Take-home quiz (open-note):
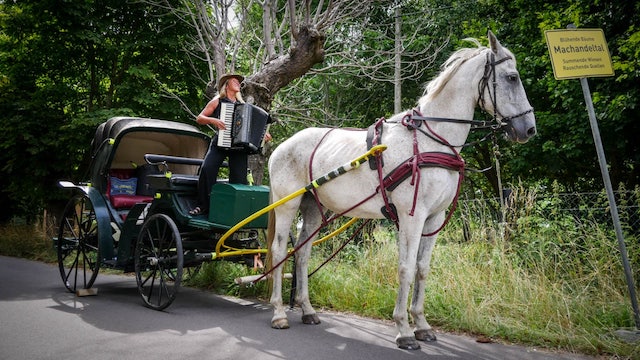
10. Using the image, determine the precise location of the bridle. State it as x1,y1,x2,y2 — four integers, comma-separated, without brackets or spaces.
478,52,534,127
401,50,534,149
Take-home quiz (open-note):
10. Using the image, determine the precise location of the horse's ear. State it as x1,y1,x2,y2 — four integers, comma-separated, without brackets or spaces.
488,30,502,54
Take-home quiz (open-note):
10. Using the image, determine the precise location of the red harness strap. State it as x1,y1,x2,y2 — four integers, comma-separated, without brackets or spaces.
308,129,337,226
307,111,466,237
382,152,465,191
376,151,465,236
376,109,466,236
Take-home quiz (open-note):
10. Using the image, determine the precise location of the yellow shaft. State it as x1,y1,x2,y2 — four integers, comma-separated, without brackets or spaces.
215,144,387,255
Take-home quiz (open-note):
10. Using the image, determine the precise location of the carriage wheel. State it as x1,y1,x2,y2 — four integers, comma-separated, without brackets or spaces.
57,194,101,293
135,213,183,311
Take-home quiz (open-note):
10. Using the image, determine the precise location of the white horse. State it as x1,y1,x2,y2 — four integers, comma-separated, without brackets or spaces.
266,31,536,350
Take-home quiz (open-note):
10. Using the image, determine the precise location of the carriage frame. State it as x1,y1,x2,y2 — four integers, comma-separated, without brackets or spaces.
55,117,272,310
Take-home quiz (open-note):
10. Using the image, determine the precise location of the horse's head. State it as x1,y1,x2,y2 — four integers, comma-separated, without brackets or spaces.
480,31,537,143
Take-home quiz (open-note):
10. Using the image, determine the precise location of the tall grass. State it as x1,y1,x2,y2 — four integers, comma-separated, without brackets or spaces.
2,186,640,358
0,216,56,262
304,185,640,358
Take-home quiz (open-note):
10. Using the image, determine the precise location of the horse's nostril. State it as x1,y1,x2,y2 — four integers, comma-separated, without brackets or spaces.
527,127,536,136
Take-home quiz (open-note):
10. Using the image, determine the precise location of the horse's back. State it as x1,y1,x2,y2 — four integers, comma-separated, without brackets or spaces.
269,127,369,175
268,127,370,199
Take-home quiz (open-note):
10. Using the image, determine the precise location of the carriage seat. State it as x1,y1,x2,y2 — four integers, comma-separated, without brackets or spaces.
107,168,154,209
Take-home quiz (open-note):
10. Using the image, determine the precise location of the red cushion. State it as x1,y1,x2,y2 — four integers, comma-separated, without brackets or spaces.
107,169,148,209
110,195,153,209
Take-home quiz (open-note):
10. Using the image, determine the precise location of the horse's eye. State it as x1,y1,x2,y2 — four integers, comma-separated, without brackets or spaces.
507,74,519,82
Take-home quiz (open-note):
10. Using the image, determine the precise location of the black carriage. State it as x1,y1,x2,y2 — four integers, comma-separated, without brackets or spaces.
55,117,269,310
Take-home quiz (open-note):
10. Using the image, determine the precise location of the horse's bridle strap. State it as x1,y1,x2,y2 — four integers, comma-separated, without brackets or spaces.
409,115,498,129
479,52,534,124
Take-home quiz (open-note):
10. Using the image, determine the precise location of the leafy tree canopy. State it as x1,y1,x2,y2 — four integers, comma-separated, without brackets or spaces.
0,0,638,222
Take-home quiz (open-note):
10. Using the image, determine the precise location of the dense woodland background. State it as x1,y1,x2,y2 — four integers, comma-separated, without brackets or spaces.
1,0,638,223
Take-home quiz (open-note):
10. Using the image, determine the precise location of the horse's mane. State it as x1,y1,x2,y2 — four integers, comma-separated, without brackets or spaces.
420,38,487,104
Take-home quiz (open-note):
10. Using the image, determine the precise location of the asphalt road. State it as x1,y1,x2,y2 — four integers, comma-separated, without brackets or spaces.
0,255,595,360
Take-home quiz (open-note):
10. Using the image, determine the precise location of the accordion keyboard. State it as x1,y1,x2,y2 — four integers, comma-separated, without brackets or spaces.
217,102,234,148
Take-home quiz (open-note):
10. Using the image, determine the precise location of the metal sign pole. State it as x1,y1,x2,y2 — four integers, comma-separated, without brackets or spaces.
579,77,640,332
545,24,640,338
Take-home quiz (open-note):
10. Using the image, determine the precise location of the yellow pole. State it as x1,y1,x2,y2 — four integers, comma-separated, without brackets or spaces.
215,145,387,256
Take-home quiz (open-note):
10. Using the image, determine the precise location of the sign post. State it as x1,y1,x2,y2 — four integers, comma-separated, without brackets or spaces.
545,25,640,336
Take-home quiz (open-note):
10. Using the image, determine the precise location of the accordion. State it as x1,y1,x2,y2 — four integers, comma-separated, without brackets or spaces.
217,102,271,154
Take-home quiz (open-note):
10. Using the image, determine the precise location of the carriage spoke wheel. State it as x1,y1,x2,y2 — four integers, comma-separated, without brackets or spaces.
57,194,101,293
135,214,183,311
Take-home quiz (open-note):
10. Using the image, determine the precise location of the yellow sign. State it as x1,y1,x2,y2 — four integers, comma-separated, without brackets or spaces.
545,29,614,79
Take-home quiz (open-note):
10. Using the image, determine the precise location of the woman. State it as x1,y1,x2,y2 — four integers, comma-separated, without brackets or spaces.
190,73,270,216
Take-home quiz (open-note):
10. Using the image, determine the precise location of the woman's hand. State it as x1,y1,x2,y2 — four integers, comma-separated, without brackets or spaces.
212,117,226,130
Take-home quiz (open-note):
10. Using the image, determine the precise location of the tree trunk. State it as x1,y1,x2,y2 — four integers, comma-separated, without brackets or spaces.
243,24,326,184
242,24,326,110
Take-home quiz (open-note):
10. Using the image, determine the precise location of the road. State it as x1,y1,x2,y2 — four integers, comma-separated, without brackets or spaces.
0,256,594,360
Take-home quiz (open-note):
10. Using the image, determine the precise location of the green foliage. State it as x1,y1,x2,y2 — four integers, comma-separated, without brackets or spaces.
0,0,205,221
2,0,639,221
0,221,55,262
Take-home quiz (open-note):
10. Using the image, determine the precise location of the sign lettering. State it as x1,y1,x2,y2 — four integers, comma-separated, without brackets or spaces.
545,29,614,79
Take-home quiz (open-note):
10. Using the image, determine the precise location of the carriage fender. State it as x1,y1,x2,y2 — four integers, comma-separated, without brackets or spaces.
58,181,115,260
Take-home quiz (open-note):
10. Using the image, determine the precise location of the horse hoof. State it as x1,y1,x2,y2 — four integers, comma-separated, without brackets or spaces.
302,314,321,325
271,318,290,329
396,336,421,350
414,329,437,342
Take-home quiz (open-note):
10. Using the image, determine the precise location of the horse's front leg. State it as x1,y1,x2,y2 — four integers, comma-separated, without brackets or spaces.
393,224,422,350
410,222,439,343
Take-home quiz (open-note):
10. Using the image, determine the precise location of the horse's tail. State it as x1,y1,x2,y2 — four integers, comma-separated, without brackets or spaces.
264,191,276,291
264,192,276,296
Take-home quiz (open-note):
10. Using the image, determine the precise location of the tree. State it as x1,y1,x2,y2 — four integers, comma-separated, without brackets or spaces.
463,0,640,192
0,0,203,221
2,0,637,222
152,0,387,184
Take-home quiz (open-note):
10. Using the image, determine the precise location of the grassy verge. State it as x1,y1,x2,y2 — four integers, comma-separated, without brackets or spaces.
2,186,640,358
301,218,640,358
0,220,56,262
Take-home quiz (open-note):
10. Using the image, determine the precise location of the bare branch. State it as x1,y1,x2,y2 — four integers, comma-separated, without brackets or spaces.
288,0,298,39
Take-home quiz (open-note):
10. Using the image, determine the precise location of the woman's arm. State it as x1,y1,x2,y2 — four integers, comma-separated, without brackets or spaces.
195,96,226,129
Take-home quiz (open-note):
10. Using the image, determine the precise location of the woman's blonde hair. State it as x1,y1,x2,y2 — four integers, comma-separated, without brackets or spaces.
219,81,245,103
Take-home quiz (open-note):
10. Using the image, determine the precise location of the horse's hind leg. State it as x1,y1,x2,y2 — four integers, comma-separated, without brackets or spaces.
294,194,323,325
269,201,300,329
